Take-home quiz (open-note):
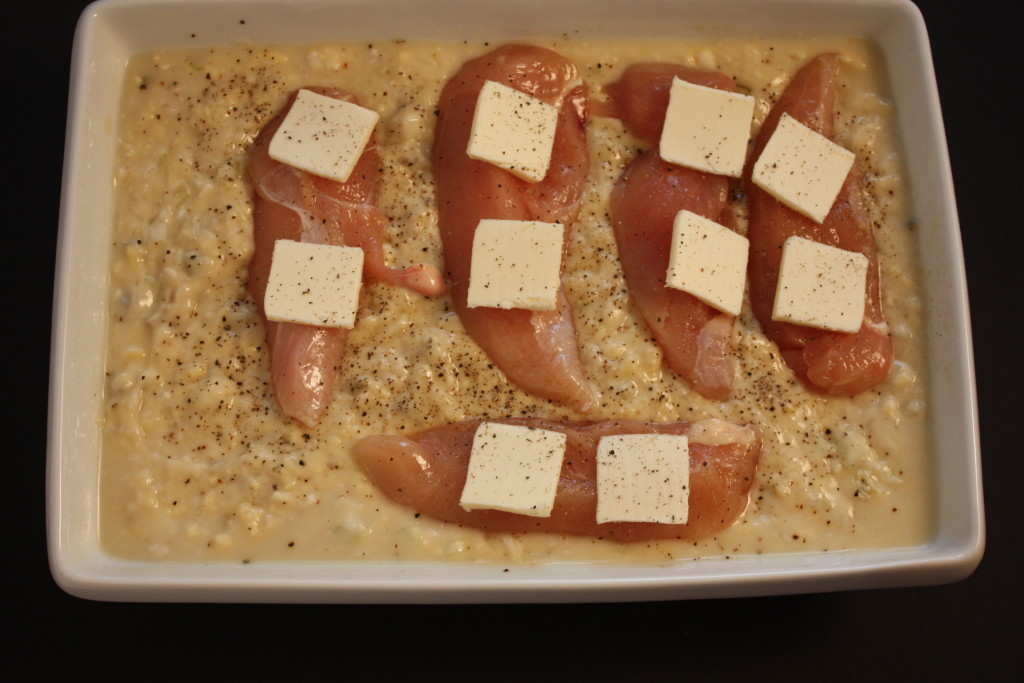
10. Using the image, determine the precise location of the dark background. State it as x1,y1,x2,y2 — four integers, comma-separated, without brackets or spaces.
11,0,1019,678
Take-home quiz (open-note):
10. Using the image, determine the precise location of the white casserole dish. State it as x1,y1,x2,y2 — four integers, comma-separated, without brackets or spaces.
49,0,983,603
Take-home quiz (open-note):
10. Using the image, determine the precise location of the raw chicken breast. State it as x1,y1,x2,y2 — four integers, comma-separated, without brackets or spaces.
607,64,741,400
354,417,760,542
744,54,893,395
248,87,443,427
431,45,596,411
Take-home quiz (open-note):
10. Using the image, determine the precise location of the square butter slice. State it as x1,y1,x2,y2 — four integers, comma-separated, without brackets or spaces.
666,209,749,316
466,219,564,311
460,422,567,517
751,113,856,223
264,239,364,329
268,89,380,184
772,235,868,333
466,80,559,183
596,433,690,524
660,77,756,178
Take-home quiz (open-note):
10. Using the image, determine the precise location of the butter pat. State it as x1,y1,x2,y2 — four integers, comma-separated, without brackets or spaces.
467,219,564,311
460,422,567,517
751,113,856,223
466,80,559,183
772,236,868,333
268,89,379,184
264,239,364,328
596,434,690,524
660,77,756,178
666,209,749,316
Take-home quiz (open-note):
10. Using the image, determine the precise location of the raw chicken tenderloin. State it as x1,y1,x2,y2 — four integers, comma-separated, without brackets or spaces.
354,417,760,542
431,45,596,411
248,87,444,427
744,54,893,395
607,64,740,400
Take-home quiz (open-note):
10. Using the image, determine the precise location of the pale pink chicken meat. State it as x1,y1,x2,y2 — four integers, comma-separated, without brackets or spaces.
354,417,760,542
248,87,444,427
744,54,893,395
606,64,742,400
431,45,596,411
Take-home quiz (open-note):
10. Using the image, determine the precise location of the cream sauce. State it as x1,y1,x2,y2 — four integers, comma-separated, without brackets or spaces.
101,37,931,563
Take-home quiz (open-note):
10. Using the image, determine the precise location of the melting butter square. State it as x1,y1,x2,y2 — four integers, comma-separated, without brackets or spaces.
660,77,756,177
466,80,559,183
467,219,564,311
596,434,690,524
772,236,868,333
268,89,380,184
264,239,364,328
666,209,749,316
460,422,567,517
751,113,856,223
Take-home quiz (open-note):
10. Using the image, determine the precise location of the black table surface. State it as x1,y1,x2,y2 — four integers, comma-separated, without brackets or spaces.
12,0,1019,678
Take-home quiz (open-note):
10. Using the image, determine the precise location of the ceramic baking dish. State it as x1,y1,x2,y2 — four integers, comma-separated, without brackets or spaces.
49,0,982,603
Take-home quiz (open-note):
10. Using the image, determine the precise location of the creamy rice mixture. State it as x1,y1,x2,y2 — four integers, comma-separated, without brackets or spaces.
101,37,932,563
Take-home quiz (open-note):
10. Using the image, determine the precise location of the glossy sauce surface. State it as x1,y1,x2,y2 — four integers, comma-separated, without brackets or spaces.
101,38,931,563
